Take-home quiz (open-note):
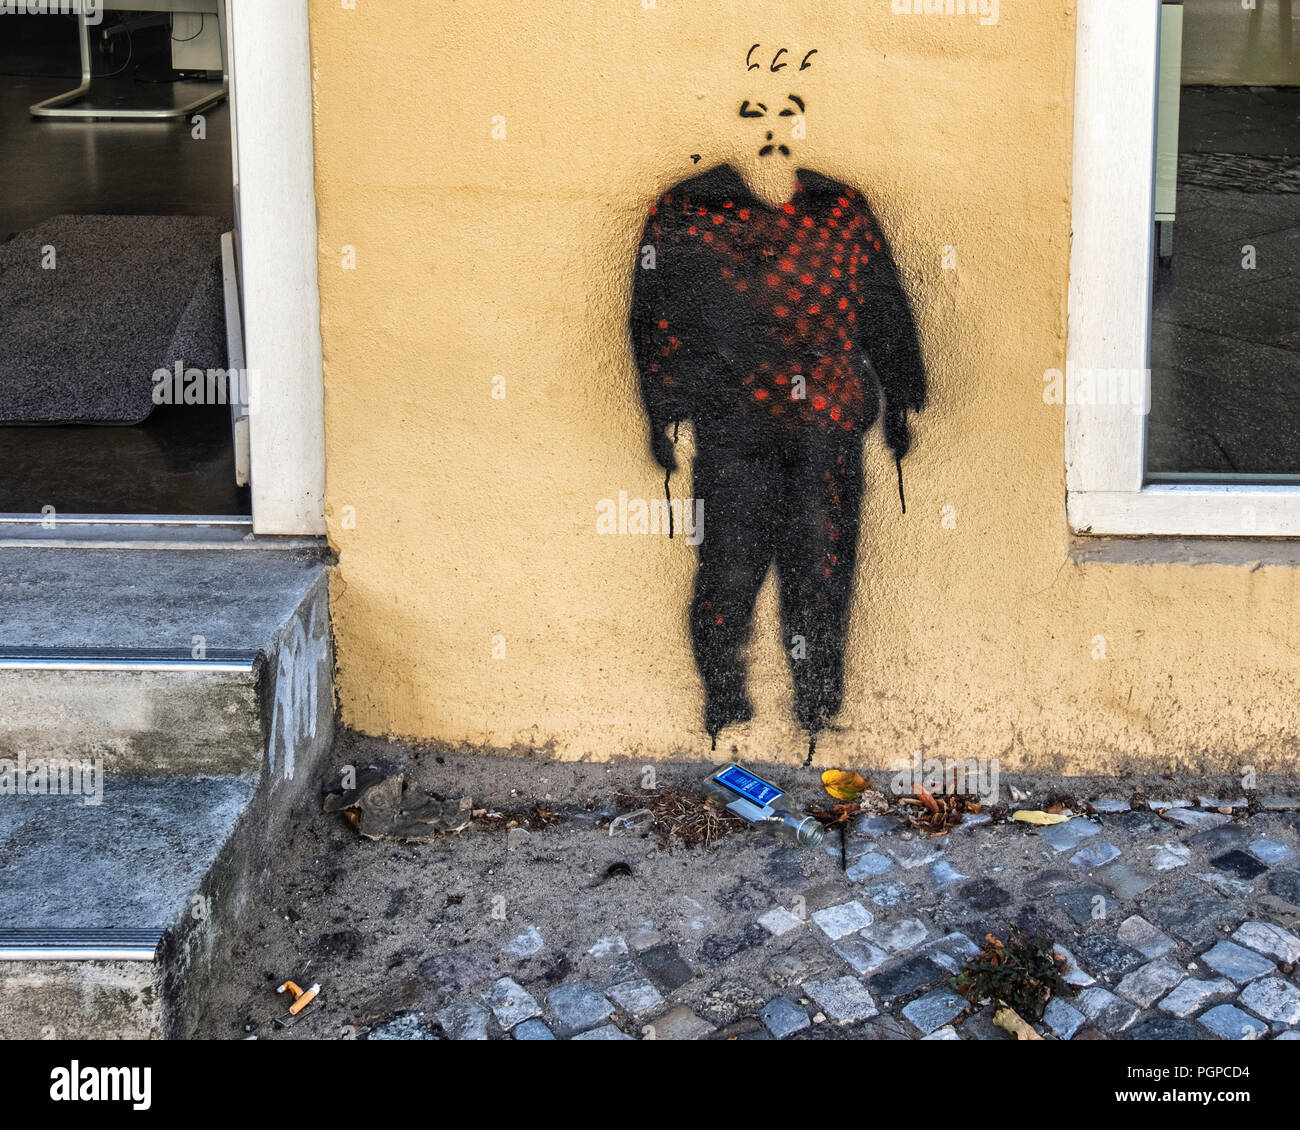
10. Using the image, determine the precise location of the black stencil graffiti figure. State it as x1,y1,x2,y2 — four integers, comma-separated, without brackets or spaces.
629,48,927,760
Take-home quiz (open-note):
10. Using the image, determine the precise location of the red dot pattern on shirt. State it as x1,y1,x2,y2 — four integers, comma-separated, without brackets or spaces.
642,185,875,432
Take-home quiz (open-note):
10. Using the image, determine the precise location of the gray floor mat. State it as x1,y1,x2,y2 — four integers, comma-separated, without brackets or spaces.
0,214,228,424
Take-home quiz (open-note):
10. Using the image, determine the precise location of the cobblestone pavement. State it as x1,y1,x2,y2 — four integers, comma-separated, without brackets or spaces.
206,738,1300,1042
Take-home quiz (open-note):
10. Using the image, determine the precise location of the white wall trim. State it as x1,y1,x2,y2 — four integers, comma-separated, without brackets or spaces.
1065,0,1300,537
227,0,326,535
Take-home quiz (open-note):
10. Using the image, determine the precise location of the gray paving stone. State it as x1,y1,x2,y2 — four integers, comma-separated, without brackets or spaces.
503,925,544,958
512,1018,556,1040
1260,795,1300,812
1232,920,1300,965
802,975,879,1024
862,880,917,907
922,1025,962,1039
1196,872,1255,899
1266,870,1300,905
608,958,639,984
856,813,902,837
1055,884,1115,926
1038,819,1102,853
757,905,804,937
864,917,928,953
639,943,695,992
1187,824,1251,852
1144,884,1238,947
1239,977,1300,1025
1101,863,1156,900
1198,1004,1268,1040
761,996,811,1039
587,936,628,958
887,840,944,869
869,955,947,1001
1043,997,1085,1040
1122,810,1168,833
1202,940,1275,984
1117,915,1176,959
918,932,980,974
1148,842,1191,871
902,989,967,1034
1053,944,1095,987
1163,808,1229,830
653,1005,715,1040
435,999,491,1041
1076,987,1140,1032
485,977,542,1030
833,934,891,975
1125,1016,1204,1040
928,861,968,887
573,1024,634,1040
368,1013,435,1040
1249,838,1295,865
547,982,615,1034
1089,798,1131,813
845,851,894,881
1276,1031,1300,1040
1158,977,1236,1018
1070,841,1121,869
607,977,664,1016
812,900,874,940
1198,796,1247,810
1116,959,1185,1007
765,938,839,988
1210,849,1269,881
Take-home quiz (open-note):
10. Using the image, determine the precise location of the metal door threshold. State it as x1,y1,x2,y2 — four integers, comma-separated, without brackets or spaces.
0,647,259,673
0,929,162,962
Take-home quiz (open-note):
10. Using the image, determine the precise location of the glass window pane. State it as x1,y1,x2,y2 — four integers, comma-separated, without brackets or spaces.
1147,0,1300,483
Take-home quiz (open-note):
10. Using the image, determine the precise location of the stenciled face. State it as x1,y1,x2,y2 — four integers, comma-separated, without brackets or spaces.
737,45,817,160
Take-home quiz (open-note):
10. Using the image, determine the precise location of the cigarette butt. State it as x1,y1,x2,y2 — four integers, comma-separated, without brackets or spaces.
277,980,321,1015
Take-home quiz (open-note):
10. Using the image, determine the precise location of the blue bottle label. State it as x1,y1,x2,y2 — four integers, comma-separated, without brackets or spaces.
715,764,783,808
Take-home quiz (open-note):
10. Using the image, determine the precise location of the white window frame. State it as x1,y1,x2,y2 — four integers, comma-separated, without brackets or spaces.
1066,0,1300,537
227,0,326,536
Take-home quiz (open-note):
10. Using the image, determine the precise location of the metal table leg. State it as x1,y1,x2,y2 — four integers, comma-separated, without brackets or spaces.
30,8,228,121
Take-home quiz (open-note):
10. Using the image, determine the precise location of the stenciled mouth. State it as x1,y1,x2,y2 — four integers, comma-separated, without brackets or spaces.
758,144,791,157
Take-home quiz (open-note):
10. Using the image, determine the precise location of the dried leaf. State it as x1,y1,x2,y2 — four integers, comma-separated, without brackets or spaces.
994,1007,1043,1040
821,770,870,802
1012,810,1072,826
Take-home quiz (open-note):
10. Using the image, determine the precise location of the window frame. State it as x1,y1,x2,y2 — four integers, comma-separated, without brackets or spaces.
1066,0,1300,538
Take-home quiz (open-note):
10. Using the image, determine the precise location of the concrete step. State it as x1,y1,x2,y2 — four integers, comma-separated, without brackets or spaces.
0,548,328,774
0,547,335,1038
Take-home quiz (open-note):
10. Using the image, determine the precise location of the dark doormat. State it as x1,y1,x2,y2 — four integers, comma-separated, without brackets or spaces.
0,214,229,424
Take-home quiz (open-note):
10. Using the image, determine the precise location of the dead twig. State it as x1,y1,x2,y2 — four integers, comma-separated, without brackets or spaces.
614,790,745,851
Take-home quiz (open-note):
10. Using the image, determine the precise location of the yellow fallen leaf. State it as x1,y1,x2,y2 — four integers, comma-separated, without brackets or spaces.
821,769,870,802
994,1007,1043,1040
1012,810,1072,826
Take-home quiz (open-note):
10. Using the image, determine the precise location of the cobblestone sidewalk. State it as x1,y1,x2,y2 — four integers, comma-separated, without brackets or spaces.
207,742,1300,1043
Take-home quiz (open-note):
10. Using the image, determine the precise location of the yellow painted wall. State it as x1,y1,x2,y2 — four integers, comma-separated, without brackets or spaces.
310,0,1300,774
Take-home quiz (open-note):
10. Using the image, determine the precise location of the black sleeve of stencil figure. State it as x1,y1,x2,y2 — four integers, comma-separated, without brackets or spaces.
848,196,926,459
630,197,689,439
